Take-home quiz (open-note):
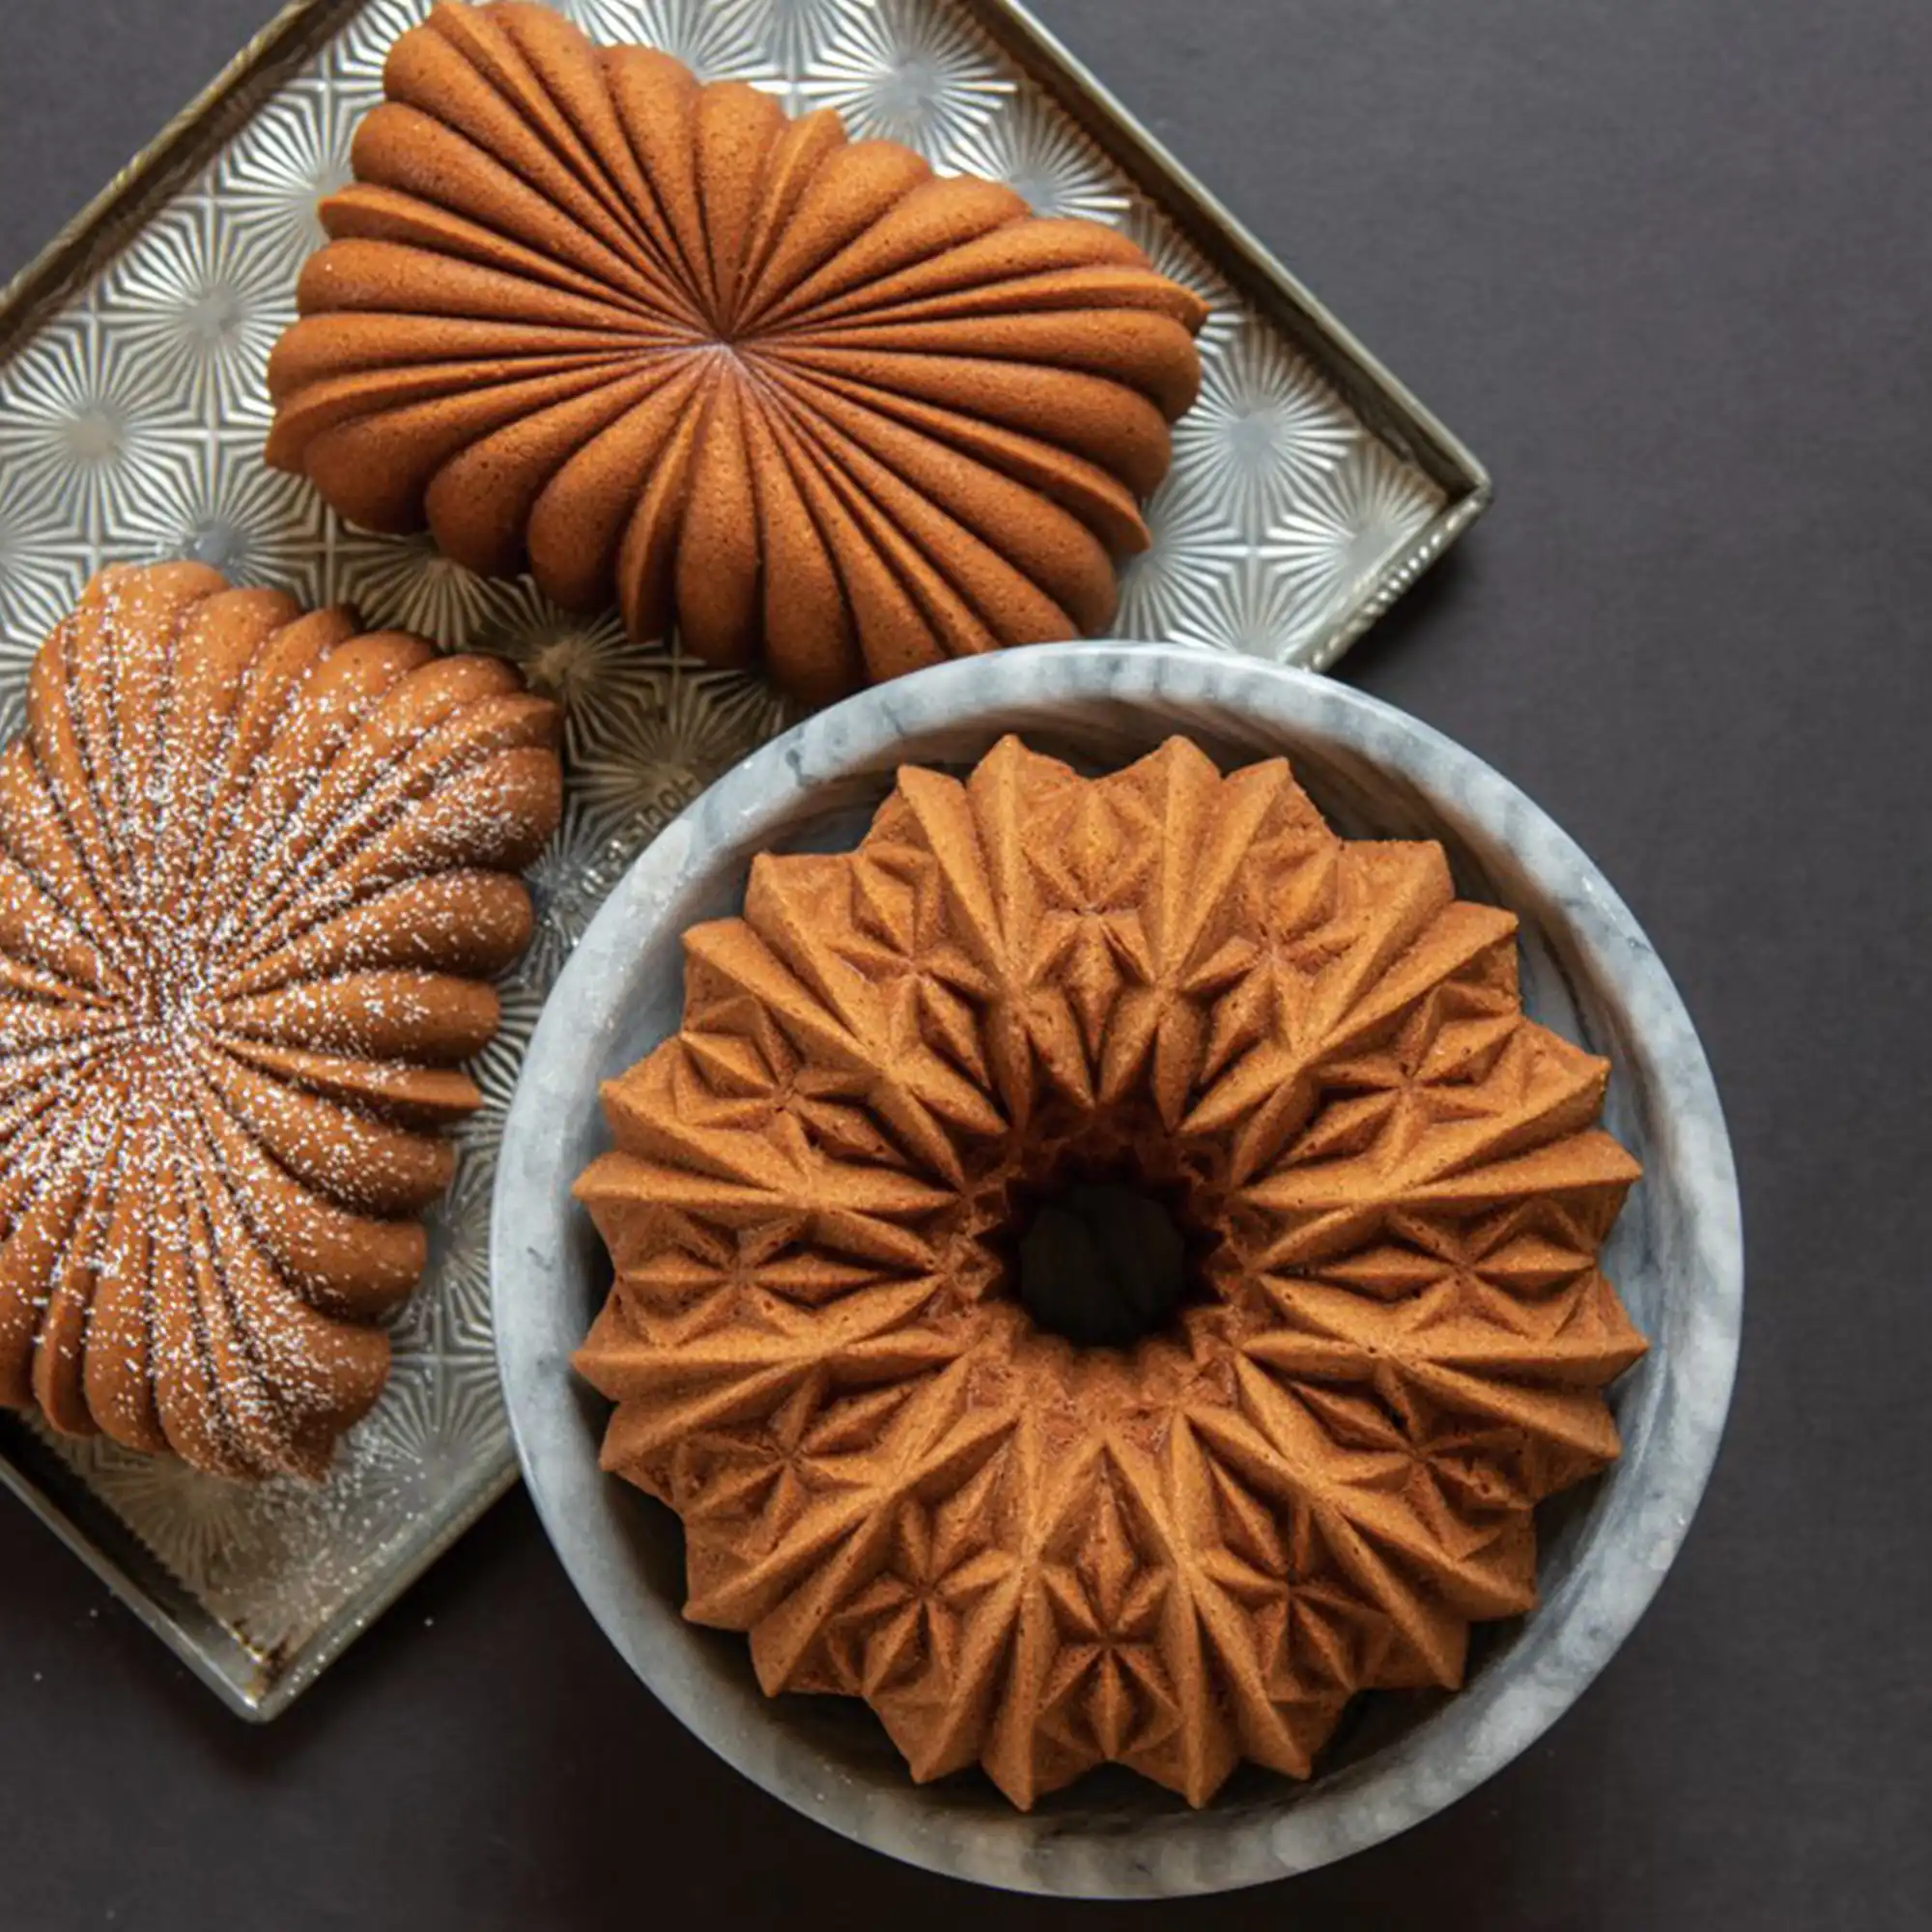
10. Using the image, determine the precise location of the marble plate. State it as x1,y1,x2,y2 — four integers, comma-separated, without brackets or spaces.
492,640,1744,1897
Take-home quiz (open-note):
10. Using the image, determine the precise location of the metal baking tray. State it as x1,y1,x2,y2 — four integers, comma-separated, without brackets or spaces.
0,0,1489,1719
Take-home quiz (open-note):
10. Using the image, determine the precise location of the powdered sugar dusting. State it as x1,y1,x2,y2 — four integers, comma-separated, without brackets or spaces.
0,562,558,1482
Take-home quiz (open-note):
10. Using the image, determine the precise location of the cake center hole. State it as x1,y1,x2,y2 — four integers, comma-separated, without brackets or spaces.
1015,1179,1189,1350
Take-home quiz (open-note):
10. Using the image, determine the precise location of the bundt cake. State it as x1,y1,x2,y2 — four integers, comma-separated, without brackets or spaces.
0,562,562,1481
264,0,1208,704
575,735,1647,1808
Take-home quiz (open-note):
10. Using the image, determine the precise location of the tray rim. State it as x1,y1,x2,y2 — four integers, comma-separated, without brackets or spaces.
0,1414,522,1720
0,0,1492,1721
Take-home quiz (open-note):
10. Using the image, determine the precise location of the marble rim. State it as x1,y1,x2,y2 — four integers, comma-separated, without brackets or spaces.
491,641,1743,1897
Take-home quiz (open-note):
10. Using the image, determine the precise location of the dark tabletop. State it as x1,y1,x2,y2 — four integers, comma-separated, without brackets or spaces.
2,2,1928,1927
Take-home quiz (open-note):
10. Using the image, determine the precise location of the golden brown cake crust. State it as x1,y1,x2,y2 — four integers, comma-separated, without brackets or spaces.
265,0,1208,703
575,735,1646,1809
0,562,562,1482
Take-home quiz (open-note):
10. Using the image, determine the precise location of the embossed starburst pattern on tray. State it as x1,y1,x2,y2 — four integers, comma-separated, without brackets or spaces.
0,0,1479,1715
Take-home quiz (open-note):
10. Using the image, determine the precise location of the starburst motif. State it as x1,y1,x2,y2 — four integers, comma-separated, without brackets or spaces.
0,474,90,675
263,2,1200,701
572,664,788,846
329,0,435,96
1121,196,1241,356
713,0,850,82
514,796,643,990
0,563,560,1479
800,0,1013,153
114,443,329,601
97,200,289,424
560,0,781,81
1267,441,1447,629
1178,322,1358,535
578,737,1644,1808
1160,550,1323,662
0,320,199,542
458,980,549,1158
943,95,1128,222
205,1433,408,1640
53,1433,270,1589
472,582,666,747
1113,473,1245,643
421,1154,501,1368
332,528,497,648
218,81,362,279
394,1151,498,1367
364,1372,509,1509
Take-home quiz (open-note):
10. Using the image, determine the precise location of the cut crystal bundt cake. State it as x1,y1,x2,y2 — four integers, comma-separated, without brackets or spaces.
265,0,1208,702
575,735,1647,1809
0,562,562,1481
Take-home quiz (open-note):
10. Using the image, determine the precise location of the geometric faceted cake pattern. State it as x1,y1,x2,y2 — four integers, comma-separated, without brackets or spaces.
577,738,1645,1807
0,0,1455,1697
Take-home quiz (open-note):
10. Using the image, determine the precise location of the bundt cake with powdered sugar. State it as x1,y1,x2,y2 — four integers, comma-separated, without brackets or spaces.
0,562,561,1480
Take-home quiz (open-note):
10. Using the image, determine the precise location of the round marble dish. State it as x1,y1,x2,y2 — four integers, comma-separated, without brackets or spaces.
491,641,1742,1898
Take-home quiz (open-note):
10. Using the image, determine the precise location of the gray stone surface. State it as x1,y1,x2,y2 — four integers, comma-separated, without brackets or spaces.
3,1,1931,1927
492,641,1742,1896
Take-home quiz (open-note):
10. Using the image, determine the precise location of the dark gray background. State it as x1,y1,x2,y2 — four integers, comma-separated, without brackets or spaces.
2,1,1927,1926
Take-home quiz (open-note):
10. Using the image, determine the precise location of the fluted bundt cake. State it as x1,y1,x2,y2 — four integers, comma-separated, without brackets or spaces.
264,0,1208,703
0,562,562,1481
575,735,1647,1809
